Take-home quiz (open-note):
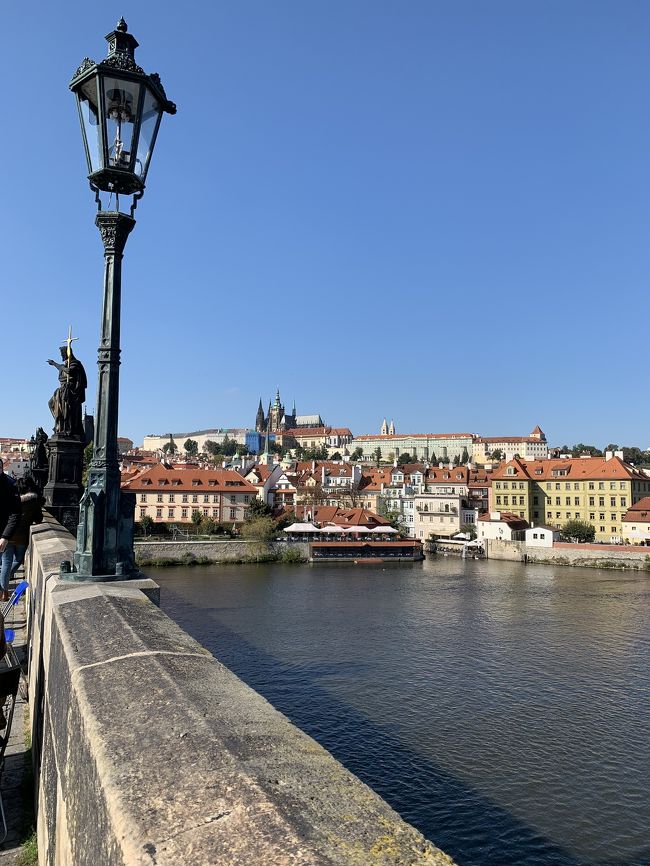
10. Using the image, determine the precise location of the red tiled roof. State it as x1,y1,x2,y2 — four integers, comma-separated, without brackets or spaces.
490,456,646,483
121,464,257,493
293,506,390,527
622,497,650,522
478,511,529,530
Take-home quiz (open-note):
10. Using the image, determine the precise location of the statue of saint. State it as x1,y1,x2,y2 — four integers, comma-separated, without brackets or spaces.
48,347,88,437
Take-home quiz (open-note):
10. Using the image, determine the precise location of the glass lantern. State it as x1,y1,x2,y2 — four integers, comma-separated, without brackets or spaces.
70,19,176,197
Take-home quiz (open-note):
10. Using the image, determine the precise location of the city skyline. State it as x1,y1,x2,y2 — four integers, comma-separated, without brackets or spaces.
4,2,649,445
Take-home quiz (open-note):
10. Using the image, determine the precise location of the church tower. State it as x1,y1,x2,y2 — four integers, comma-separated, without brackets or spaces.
380,418,388,436
388,419,395,435
255,398,265,433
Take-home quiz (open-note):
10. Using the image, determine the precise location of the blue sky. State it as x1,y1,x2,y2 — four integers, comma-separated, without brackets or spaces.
2,2,649,448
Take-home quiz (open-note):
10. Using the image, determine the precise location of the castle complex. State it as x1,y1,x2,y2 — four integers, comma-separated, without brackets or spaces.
255,390,323,433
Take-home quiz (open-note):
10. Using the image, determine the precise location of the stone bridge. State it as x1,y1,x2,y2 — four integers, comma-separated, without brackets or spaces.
24,517,456,866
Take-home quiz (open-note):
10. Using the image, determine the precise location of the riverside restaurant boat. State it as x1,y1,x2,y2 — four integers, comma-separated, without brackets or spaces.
283,521,424,562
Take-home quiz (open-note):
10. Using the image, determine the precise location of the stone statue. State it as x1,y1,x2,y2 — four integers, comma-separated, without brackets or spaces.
48,347,88,437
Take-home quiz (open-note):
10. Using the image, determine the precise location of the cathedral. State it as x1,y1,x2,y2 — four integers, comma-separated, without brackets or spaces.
255,390,323,433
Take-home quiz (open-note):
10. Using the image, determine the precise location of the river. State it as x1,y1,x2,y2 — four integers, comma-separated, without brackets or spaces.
154,557,650,866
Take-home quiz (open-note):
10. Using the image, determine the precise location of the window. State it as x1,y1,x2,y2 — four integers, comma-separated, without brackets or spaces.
610,497,616,507
612,527,617,533
169,493,175,503
555,497,561,505
575,512,580,519
610,482,616,490
574,483,580,490
496,496,502,505
213,494,218,503
230,495,236,503
182,494,188,503
599,482,604,490
533,533,538,539
503,496,509,505
555,483,560,490
139,507,146,518
599,497,605,506
157,493,163,503
589,513,595,520
203,507,209,516
565,497,571,506
519,496,525,505
588,482,594,490
574,497,580,505
181,508,188,518
140,494,146,503
610,513,616,521
599,513,605,521
212,508,219,517
156,507,162,518
620,482,626,490
229,508,236,520
167,508,174,518
600,526,605,533
204,494,209,503
244,495,250,503
192,494,198,503
546,483,552,490
621,498,627,507
589,497,595,506
565,482,571,490
556,512,561,518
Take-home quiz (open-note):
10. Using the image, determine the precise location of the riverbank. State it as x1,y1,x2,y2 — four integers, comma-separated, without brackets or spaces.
484,538,650,570
135,539,309,567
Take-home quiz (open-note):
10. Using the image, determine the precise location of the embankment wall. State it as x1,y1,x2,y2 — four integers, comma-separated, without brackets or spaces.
486,538,650,569
134,539,309,563
27,519,455,866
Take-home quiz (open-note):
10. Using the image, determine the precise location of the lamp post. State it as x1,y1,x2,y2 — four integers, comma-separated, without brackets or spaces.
66,19,176,580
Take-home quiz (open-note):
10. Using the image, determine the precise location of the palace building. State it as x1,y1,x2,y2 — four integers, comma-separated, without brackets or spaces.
255,390,323,434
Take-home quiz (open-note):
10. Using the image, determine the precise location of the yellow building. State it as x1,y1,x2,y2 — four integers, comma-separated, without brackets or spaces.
490,456,650,543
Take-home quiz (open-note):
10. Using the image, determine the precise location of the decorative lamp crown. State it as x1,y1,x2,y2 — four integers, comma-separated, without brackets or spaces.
70,19,176,198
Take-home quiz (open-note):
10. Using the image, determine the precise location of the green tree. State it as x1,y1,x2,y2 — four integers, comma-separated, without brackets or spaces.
373,447,382,464
241,516,276,542
461,447,470,464
221,435,237,456
452,454,461,466
330,451,342,461
204,439,221,456
139,515,154,537
202,517,217,535
245,499,273,521
571,443,602,457
162,439,177,455
82,441,93,486
560,520,596,543
351,447,363,461
430,451,438,465
184,438,198,456
490,449,503,461
191,509,203,534
461,522,477,540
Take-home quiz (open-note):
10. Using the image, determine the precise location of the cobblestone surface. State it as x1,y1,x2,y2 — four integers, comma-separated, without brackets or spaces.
0,581,31,864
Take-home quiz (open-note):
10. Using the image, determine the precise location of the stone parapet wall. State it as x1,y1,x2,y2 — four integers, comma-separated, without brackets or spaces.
134,539,309,563
27,520,455,866
485,538,650,569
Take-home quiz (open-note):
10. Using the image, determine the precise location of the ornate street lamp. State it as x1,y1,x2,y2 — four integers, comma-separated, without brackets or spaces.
65,20,176,580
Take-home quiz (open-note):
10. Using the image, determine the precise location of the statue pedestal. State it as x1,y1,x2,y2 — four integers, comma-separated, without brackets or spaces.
43,435,85,534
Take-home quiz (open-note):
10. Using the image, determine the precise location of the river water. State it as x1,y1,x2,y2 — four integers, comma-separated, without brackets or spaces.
154,558,650,866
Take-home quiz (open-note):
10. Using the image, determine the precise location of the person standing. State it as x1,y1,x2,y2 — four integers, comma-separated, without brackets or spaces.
0,461,21,603
0,476,43,600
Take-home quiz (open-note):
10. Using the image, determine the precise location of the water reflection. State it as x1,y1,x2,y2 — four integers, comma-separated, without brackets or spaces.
155,559,650,866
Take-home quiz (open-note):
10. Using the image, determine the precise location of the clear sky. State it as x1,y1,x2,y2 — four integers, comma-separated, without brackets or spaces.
2,2,649,448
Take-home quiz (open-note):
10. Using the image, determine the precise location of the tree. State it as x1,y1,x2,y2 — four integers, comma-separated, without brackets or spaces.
461,447,470,464
560,520,596,543
202,517,217,535
430,451,438,465
570,443,602,457
236,445,248,457
397,452,411,466
139,515,154,537
489,449,503,461
351,447,363,461
330,452,342,461
204,439,221,456
221,435,237,456
372,447,382,464
245,499,273,520
241,516,276,542
191,510,203,534
82,441,93,486
452,454,461,466
184,438,198,456
461,522,477,540
162,439,177,455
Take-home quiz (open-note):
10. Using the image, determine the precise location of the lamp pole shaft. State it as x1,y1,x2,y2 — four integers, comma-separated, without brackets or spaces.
72,211,136,579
